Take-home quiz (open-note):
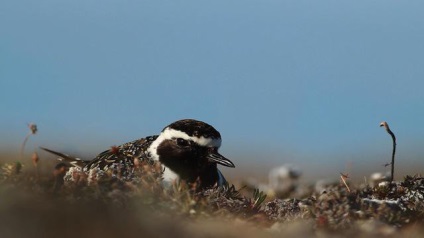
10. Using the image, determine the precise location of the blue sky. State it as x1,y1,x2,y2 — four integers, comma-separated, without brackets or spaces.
1,1,424,180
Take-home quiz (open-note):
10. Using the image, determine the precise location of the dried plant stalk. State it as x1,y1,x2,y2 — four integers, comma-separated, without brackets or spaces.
380,121,396,182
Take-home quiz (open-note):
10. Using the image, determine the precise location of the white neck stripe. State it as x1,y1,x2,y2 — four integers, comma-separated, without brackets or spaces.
161,128,222,147
147,128,222,162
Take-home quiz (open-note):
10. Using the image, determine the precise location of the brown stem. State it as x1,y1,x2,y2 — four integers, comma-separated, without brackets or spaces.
380,122,397,182
20,132,31,161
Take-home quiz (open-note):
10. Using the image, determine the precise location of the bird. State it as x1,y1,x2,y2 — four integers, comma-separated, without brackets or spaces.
40,119,235,189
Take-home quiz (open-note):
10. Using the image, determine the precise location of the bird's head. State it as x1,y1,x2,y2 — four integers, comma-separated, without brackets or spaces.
147,119,235,182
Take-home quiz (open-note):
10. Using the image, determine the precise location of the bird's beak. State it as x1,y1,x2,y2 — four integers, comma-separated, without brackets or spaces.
206,151,235,168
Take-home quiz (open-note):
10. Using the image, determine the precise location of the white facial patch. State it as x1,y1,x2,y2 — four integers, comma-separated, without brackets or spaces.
162,128,222,147
146,127,222,185
147,128,222,162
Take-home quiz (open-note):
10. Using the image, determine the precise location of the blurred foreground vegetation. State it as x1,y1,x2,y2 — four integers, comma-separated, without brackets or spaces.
0,154,423,238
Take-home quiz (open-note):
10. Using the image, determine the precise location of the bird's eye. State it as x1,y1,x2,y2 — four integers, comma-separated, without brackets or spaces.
176,138,189,147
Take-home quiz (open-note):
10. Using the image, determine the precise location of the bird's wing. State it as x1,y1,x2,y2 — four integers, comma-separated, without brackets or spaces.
39,147,88,168
84,135,158,171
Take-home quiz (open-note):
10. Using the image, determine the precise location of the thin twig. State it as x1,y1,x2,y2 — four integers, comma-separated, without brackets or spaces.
380,121,396,183
340,173,351,192
20,123,37,161
20,132,32,160
32,152,40,178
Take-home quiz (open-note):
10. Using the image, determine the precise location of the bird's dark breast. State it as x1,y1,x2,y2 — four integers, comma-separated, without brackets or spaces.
156,140,218,187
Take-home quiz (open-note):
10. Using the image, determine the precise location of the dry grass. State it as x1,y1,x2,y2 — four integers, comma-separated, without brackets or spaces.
0,153,423,238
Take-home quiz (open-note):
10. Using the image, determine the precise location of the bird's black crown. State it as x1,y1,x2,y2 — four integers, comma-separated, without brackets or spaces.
164,119,221,140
